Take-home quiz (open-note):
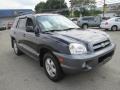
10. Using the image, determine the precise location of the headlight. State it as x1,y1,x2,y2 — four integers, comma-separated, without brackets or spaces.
69,43,87,55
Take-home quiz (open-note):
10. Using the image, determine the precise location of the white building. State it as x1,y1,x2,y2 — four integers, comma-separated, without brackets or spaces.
107,2,120,15
99,2,120,18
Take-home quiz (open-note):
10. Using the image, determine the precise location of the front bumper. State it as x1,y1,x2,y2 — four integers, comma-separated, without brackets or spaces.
53,43,116,74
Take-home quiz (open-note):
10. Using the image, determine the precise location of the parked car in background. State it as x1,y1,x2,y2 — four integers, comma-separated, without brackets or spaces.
7,22,13,29
77,16,102,29
0,24,6,31
0,22,6,30
100,17,120,31
10,14,115,82
70,18,78,24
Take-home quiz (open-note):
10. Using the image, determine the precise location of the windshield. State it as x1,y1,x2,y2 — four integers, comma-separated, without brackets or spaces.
37,15,79,32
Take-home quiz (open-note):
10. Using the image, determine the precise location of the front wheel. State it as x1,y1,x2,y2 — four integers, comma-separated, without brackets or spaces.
43,53,64,82
82,24,88,29
111,26,118,31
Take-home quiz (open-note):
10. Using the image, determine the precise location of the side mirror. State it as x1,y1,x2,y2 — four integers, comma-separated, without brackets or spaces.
34,26,40,36
26,26,34,32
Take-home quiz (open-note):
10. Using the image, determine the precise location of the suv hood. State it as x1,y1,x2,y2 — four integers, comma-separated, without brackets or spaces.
52,29,109,44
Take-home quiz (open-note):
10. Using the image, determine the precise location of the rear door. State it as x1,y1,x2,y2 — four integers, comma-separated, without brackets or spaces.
15,17,27,49
95,16,102,26
88,17,96,26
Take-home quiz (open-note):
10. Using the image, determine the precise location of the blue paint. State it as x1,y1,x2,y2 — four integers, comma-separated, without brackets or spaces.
0,9,33,18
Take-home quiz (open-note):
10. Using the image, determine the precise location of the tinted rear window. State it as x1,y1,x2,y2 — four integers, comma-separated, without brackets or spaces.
17,18,26,30
82,17,94,21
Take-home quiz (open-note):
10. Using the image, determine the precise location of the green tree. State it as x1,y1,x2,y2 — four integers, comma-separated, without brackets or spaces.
35,2,46,13
35,0,68,13
72,0,96,5
46,0,67,11
71,0,96,16
81,8,91,16
93,10,102,16
74,10,80,17
60,10,70,17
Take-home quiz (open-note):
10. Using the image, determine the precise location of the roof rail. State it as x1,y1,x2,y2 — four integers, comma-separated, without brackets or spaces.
18,11,35,16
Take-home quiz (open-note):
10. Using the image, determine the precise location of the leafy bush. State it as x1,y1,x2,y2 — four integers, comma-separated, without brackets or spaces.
74,10,80,17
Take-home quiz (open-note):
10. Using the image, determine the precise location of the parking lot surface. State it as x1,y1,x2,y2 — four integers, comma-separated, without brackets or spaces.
0,30,120,90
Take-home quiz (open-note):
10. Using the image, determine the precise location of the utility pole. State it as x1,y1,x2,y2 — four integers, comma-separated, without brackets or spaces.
60,0,62,10
103,0,106,17
69,0,73,17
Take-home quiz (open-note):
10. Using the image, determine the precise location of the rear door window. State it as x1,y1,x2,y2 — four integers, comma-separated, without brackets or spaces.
17,18,26,30
82,17,94,21
115,18,120,22
82,18,89,21
88,17,94,21
26,18,34,27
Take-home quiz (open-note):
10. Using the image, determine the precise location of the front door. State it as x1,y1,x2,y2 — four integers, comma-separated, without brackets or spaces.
23,17,40,60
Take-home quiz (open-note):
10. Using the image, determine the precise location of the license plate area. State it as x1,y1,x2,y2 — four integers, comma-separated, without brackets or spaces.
98,51,114,63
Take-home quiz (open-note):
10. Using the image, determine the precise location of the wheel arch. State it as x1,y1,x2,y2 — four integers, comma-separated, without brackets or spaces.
82,23,89,28
111,25,118,30
11,37,15,48
112,25,118,27
39,46,59,67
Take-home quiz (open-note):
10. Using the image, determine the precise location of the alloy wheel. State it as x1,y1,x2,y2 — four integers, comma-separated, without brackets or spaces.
45,58,57,78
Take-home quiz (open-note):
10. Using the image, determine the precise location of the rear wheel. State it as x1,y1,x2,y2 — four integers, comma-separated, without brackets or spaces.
43,53,64,82
82,24,88,29
111,26,118,31
13,40,23,55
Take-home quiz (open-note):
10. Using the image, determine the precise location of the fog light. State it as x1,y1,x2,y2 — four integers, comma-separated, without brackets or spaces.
82,62,92,70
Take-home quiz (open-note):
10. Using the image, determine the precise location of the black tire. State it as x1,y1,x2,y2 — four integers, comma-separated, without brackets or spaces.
43,53,64,82
111,25,118,31
105,29,108,31
13,40,23,56
82,24,88,29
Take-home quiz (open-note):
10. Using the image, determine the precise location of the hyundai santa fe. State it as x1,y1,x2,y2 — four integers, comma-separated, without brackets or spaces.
10,14,116,82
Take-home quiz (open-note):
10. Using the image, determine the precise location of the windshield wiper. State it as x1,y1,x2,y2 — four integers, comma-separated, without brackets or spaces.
44,29,62,32
43,28,80,33
62,27,80,31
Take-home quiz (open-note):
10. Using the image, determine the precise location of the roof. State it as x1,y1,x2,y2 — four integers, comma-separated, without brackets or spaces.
108,2,120,6
0,9,33,18
35,13,59,16
17,13,60,18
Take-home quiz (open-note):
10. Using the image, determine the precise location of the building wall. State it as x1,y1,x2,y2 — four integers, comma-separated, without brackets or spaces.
107,3,120,12
0,9,34,18
0,9,33,29
98,3,120,18
0,17,15,28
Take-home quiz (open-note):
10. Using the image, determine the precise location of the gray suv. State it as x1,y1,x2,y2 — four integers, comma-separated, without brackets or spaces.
10,14,115,82
77,16,102,29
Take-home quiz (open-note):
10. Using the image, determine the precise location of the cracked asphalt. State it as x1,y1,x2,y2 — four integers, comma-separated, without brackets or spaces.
0,30,120,90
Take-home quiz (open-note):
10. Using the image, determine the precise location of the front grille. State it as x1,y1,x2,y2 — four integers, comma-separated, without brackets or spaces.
93,40,111,52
